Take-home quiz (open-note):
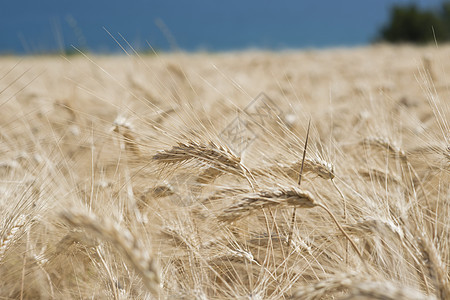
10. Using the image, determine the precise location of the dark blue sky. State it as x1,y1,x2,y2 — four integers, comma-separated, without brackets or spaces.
0,0,445,54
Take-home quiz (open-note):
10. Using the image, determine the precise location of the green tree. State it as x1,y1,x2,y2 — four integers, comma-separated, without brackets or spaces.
378,4,448,44
440,2,450,32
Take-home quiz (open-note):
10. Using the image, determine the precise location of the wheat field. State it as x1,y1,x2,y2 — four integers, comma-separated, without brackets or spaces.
0,44,449,299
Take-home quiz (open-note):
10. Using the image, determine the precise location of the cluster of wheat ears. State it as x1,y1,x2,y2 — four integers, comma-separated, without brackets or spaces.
0,44,449,299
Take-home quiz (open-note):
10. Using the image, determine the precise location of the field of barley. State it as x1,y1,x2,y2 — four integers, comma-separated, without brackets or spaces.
0,44,449,299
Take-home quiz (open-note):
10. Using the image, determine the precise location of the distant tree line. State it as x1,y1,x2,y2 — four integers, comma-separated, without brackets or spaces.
378,2,450,44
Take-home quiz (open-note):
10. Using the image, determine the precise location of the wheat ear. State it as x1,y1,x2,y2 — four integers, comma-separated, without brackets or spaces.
218,187,316,222
315,202,367,270
153,140,256,189
0,214,28,263
113,116,141,156
362,136,430,208
252,157,335,181
417,235,450,300
342,281,436,300
290,272,359,300
288,119,311,247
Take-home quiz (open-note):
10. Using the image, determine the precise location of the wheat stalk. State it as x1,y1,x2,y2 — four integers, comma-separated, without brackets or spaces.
358,167,403,186
252,157,335,180
362,136,431,208
342,281,436,300
362,137,407,161
60,211,160,295
113,115,141,157
153,140,256,189
153,140,241,169
290,272,359,300
218,187,316,222
343,218,404,240
417,234,450,300
0,214,28,263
